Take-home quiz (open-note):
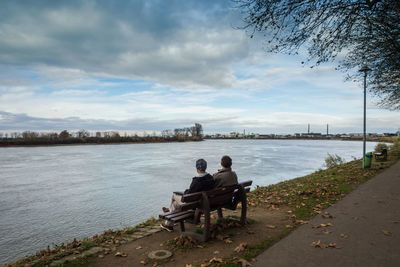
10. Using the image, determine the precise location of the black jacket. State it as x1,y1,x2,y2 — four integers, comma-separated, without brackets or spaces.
184,173,215,194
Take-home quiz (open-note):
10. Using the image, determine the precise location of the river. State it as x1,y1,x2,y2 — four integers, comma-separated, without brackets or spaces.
0,139,378,264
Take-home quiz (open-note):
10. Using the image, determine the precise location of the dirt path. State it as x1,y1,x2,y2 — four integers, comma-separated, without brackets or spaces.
90,206,292,267
253,161,400,267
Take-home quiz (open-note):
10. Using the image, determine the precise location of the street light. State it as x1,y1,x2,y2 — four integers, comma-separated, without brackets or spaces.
359,65,372,168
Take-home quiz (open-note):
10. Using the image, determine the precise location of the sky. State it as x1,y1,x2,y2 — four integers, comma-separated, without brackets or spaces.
0,0,399,134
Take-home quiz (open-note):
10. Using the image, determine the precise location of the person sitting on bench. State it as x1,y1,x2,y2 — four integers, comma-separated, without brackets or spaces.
213,155,238,188
160,158,214,232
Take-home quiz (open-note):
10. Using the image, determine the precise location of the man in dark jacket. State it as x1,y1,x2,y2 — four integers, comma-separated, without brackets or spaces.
160,158,214,232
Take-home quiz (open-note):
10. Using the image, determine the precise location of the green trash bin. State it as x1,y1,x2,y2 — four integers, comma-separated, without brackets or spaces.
364,152,372,168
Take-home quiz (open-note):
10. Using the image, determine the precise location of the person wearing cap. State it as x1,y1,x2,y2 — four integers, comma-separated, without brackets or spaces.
213,155,238,188
160,158,214,232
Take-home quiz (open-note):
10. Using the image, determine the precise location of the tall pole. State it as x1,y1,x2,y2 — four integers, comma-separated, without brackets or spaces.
359,66,371,169
363,71,367,169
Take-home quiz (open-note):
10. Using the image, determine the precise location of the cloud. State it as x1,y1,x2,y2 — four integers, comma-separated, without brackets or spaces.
0,0,250,89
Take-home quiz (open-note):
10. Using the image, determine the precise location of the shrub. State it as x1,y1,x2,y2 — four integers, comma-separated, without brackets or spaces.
374,143,389,153
324,153,345,168
389,139,400,158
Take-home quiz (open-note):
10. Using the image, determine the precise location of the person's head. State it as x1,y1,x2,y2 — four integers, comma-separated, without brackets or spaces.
220,155,232,168
196,158,207,173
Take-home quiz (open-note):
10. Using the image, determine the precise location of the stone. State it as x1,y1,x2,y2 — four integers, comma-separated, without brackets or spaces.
148,250,173,260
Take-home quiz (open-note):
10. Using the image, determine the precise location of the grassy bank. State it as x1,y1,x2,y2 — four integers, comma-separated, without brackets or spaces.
218,141,400,266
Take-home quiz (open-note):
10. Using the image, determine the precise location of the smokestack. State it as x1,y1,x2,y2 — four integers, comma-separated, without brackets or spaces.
327,124,329,135
308,124,310,134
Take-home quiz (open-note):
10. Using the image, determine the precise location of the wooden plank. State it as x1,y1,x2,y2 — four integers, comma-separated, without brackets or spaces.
239,180,252,187
160,210,193,220
180,201,201,211
181,192,202,202
170,211,195,222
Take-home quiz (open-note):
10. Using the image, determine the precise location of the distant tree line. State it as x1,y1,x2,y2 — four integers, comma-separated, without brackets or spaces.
0,124,203,146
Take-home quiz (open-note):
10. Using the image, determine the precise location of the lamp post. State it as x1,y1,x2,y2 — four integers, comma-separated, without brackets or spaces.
359,66,371,168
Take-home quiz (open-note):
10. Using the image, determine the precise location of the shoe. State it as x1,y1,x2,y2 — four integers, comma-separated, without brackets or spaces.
160,223,173,232
162,207,170,213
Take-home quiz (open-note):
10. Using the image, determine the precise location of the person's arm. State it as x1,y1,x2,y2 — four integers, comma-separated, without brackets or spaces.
185,177,200,194
213,173,222,188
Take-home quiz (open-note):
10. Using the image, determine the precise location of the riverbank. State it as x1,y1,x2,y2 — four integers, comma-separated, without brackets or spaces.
0,136,203,147
4,148,399,267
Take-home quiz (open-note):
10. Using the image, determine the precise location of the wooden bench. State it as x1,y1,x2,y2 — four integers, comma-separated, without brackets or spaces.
159,180,252,242
374,148,388,160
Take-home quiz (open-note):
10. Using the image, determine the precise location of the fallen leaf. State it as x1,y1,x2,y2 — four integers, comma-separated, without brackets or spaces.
186,265,193,267
321,229,331,235
224,238,233,244
322,212,334,219
328,243,342,249
98,254,104,259
238,258,252,267
285,225,293,229
209,257,223,263
311,240,327,248
197,245,204,248
382,230,392,237
340,233,348,239
214,250,220,254
266,224,277,229
353,216,359,221
115,252,127,257
140,260,147,265
153,263,158,267
234,242,248,253
136,246,142,250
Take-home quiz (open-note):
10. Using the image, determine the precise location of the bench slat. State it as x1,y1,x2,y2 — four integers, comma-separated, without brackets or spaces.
240,180,252,187
159,210,194,219
180,201,201,211
169,211,195,222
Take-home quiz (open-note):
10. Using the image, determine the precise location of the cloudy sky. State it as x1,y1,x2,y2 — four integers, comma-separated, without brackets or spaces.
0,0,398,134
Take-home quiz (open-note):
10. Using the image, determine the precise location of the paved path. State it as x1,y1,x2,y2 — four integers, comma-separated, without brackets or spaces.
254,161,400,267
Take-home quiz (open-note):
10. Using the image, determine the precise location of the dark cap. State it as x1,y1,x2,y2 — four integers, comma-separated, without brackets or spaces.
196,159,207,171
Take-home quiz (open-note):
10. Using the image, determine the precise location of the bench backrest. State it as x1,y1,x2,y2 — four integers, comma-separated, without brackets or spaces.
180,180,252,211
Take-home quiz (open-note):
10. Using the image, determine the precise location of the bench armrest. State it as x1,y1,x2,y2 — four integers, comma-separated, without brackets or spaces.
173,191,184,196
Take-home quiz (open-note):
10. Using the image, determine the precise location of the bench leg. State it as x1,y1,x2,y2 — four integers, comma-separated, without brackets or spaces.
179,221,185,232
240,195,247,225
217,208,223,219
203,211,210,241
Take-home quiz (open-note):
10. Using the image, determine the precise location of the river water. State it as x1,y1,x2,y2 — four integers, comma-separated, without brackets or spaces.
0,139,377,264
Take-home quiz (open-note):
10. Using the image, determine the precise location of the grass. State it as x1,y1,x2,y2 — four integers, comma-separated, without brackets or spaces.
214,155,398,266
247,158,395,221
